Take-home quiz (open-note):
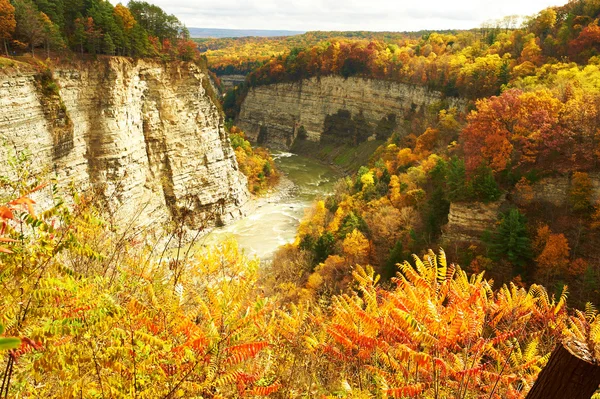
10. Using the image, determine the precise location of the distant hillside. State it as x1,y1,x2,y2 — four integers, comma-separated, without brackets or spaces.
189,28,305,38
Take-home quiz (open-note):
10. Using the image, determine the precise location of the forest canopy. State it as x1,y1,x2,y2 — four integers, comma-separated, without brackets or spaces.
0,0,198,59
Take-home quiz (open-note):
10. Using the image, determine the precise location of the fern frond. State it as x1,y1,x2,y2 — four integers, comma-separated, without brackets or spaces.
385,382,426,398
224,342,269,365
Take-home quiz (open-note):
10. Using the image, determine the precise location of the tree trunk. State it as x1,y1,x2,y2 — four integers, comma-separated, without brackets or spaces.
526,344,600,399
3,39,7,57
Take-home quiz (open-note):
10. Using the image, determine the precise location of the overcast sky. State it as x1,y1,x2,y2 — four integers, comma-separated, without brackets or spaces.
111,0,569,31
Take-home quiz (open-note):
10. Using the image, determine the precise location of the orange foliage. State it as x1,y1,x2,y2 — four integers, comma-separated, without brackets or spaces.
114,4,136,30
569,258,589,277
414,127,439,155
0,0,15,44
536,231,570,277
461,89,571,173
515,177,535,204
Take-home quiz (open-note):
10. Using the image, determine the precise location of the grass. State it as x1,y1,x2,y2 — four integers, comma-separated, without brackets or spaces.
291,139,385,174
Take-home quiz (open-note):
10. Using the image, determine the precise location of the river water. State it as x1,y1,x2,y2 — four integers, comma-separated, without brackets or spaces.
204,152,341,259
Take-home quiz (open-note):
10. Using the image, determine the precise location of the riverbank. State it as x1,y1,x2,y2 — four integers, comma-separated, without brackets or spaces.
203,151,341,259
290,138,384,175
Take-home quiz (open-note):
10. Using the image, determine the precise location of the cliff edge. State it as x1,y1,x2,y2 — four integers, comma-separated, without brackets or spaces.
0,57,249,230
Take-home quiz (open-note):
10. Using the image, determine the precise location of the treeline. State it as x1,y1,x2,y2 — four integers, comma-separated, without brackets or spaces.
224,0,600,101
0,0,199,59
198,30,459,76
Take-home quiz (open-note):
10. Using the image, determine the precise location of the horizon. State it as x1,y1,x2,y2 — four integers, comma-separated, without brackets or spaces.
109,0,568,32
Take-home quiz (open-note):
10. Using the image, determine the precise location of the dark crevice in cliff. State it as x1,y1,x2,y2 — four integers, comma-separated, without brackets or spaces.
141,77,178,223
33,69,74,161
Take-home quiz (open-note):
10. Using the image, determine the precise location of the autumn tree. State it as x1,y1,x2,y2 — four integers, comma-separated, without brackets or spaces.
0,0,15,56
569,23,600,63
461,89,564,174
569,171,594,213
341,228,370,265
114,3,135,31
534,225,571,284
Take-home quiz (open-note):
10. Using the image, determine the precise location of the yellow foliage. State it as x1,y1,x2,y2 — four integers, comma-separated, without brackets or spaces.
296,200,327,244
396,148,416,169
342,229,370,265
360,171,374,189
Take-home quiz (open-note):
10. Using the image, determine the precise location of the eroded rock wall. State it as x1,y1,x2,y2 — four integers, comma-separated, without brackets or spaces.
442,200,505,243
0,57,249,229
238,76,462,149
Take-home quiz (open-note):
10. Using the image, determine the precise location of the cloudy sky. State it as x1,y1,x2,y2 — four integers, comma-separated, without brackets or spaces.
112,0,568,31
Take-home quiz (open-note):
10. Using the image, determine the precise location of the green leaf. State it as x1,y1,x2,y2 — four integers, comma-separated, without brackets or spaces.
0,338,21,350
0,322,4,335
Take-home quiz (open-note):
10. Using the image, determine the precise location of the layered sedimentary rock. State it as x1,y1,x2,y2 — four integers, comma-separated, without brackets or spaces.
219,74,246,91
0,57,248,229
513,173,600,206
442,200,505,243
444,172,600,243
238,76,462,149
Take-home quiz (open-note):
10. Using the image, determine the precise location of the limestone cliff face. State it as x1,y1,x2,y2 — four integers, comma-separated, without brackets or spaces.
0,57,249,229
219,74,246,91
238,76,462,149
513,173,600,206
442,201,504,243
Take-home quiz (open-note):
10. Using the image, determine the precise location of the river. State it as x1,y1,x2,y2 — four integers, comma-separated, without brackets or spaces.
205,152,341,259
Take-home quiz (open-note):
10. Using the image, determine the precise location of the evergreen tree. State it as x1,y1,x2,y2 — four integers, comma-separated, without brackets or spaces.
471,164,501,203
102,32,115,55
32,0,65,29
314,232,335,264
13,0,45,56
446,157,471,202
491,208,532,270
128,0,187,43
72,16,85,54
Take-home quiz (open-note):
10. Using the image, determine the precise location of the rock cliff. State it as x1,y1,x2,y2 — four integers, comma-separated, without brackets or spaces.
0,57,249,230
237,76,462,149
443,173,600,243
219,74,246,91
442,201,504,243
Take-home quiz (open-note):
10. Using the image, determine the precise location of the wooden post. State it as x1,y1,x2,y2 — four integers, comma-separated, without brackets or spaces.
526,343,600,399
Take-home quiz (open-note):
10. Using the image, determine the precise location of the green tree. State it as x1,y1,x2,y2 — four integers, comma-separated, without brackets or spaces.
337,212,368,240
471,164,501,202
491,208,532,270
31,0,65,29
13,0,45,56
128,0,187,43
384,240,407,280
446,157,471,202
72,16,85,54
128,22,150,56
102,32,115,54
39,12,64,56
314,232,335,264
